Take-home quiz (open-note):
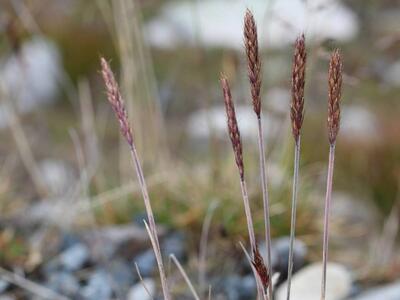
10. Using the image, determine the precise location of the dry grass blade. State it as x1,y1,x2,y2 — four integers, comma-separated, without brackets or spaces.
327,49,342,145
0,267,69,300
134,262,155,300
244,9,262,118
170,254,201,300
290,34,306,142
199,201,219,295
101,57,170,300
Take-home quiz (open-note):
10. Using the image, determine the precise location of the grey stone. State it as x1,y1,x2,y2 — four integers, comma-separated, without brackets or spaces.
0,279,9,293
39,159,75,196
220,275,257,300
145,0,359,50
46,271,80,296
80,270,112,300
127,279,155,300
276,262,352,300
59,243,90,271
109,259,135,293
351,281,400,300
134,249,157,278
0,37,62,129
162,232,187,262
259,237,307,282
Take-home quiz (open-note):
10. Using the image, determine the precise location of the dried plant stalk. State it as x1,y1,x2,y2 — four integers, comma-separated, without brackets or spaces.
221,75,267,298
321,50,342,300
170,254,201,300
244,10,273,298
100,58,170,300
287,34,307,300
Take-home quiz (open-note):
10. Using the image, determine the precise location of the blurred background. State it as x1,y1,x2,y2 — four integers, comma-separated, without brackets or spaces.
0,0,399,299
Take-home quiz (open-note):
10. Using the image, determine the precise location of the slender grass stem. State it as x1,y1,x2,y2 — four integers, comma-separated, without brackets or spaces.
286,136,301,300
239,180,265,299
239,180,257,253
239,242,268,300
321,144,336,300
129,145,170,300
257,117,273,298
170,254,200,300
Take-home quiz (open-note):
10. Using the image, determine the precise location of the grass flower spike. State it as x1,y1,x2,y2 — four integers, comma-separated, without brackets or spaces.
101,57,170,300
321,49,343,300
287,34,307,300
244,10,273,298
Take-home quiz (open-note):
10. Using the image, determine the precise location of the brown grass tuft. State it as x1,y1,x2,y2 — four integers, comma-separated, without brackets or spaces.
221,75,244,180
327,49,343,145
244,9,262,118
290,34,307,142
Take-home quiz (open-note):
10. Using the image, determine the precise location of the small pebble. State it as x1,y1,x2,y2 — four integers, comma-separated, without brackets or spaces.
80,269,112,300
134,249,157,278
59,243,90,271
127,279,155,300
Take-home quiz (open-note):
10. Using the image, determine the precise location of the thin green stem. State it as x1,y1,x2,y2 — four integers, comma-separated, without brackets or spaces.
286,136,301,300
321,144,336,300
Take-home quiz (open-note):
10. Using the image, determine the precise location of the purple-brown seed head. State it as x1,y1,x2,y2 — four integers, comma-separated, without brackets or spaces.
327,50,343,145
252,246,270,292
244,9,262,118
290,34,307,142
100,57,134,147
221,75,244,180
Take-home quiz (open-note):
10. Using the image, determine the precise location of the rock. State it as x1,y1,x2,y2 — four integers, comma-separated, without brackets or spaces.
276,262,352,300
133,249,157,278
187,106,279,142
0,36,62,129
39,159,75,196
0,279,9,293
145,0,359,50
162,231,187,262
0,295,15,300
350,281,400,300
341,106,380,143
59,243,90,271
80,270,112,300
83,224,155,259
273,237,307,277
59,233,82,251
108,259,135,293
265,88,291,115
127,279,155,300
258,237,307,283
384,61,400,87
46,271,80,296
325,192,379,267
220,275,257,300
